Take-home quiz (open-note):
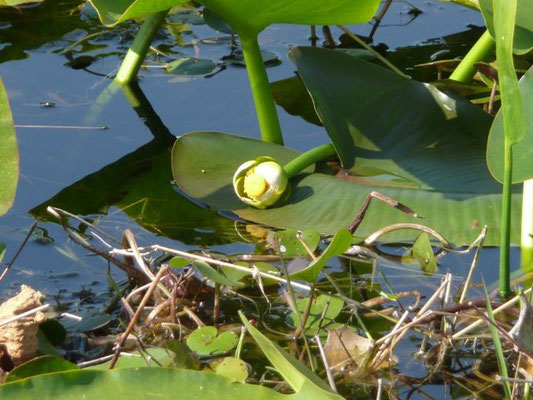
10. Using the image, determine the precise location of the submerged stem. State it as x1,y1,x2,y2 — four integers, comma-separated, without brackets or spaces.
283,143,336,179
449,30,495,83
240,35,284,145
115,11,168,85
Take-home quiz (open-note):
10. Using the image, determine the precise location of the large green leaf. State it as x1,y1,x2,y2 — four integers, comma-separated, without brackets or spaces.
487,66,532,183
0,76,18,217
479,0,533,55
289,46,504,195
0,367,305,399
172,131,521,246
88,0,189,26
89,0,380,36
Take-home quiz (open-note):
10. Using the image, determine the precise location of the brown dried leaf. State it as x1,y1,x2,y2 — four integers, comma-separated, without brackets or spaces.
324,325,373,372
0,285,45,365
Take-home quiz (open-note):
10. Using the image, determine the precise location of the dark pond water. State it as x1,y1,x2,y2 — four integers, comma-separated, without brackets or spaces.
0,2,525,396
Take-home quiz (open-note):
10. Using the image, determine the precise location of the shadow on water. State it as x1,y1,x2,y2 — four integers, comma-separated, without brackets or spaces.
30,80,240,246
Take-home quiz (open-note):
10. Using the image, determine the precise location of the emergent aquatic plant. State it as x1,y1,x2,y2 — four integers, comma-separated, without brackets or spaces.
89,0,380,144
88,0,532,295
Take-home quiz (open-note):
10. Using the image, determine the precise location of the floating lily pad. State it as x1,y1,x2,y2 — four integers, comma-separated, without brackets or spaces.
225,49,280,67
166,57,217,76
171,131,521,246
60,310,111,332
290,294,344,335
209,357,248,382
186,326,239,356
274,229,320,258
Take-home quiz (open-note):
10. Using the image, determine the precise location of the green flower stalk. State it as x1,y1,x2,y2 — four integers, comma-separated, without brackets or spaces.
233,144,336,208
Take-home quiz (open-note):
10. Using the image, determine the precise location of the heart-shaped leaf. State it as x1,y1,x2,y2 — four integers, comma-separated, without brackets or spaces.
274,229,320,258
289,46,503,195
0,76,18,217
166,57,217,76
479,0,533,55
172,131,521,246
186,326,238,356
209,357,248,383
487,65,533,183
290,294,344,335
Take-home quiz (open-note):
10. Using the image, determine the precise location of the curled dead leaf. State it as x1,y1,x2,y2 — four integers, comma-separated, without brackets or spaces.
0,285,45,365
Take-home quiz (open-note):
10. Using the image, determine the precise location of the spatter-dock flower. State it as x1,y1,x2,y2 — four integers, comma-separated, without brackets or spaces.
233,156,290,209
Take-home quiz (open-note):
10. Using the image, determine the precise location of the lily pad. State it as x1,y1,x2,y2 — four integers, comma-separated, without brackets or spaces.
479,0,533,55
0,76,18,217
289,46,501,194
209,357,248,382
186,326,238,356
225,49,280,67
274,229,320,258
290,294,344,335
171,131,521,246
60,310,111,332
487,65,533,183
166,57,217,75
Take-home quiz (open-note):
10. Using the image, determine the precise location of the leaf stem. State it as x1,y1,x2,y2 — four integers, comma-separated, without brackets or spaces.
522,180,533,275
240,35,284,145
115,11,168,85
283,143,337,179
499,142,512,298
449,30,495,83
